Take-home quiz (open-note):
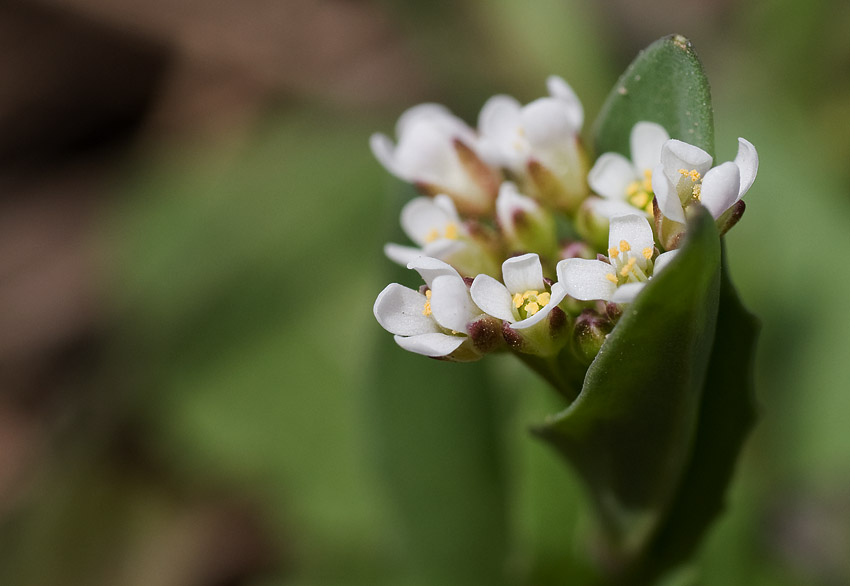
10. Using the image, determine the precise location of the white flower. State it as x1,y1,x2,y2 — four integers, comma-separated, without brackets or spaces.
495,182,556,255
652,138,758,223
557,215,678,304
477,76,586,208
384,194,467,264
383,194,498,277
370,104,499,215
373,257,483,359
470,253,567,330
587,121,670,216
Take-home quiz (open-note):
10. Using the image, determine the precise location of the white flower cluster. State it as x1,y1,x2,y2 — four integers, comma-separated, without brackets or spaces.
372,77,758,361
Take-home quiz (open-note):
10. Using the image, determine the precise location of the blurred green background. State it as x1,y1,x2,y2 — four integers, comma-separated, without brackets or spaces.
1,0,849,584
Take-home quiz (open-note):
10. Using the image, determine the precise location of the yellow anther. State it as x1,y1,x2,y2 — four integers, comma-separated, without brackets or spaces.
619,240,631,252
632,192,649,208
422,301,432,316
679,168,701,181
537,292,551,306
642,247,653,259
608,247,620,258
692,184,702,200
513,293,524,308
619,257,637,277
525,302,540,316
606,273,618,284
444,222,458,239
425,228,439,243
626,182,639,196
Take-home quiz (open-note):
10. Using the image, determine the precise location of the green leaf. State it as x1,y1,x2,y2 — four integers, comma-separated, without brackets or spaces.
535,208,721,561
593,35,715,158
634,253,759,582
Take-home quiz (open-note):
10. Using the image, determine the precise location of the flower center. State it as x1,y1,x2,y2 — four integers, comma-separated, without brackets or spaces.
625,168,654,212
512,289,551,320
606,239,654,286
424,222,459,243
422,289,432,316
677,168,703,202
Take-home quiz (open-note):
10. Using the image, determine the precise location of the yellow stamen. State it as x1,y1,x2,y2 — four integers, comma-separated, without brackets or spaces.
626,183,639,196
423,301,432,316
642,247,653,259
642,168,653,191
537,292,551,306
425,228,439,243
606,273,618,284
678,168,701,182
620,257,637,276
619,240,631,252
525,302,540,316
608,247,619,258
513,293,523,308
692,184,702,200
444,222,458,239
425,290,432,299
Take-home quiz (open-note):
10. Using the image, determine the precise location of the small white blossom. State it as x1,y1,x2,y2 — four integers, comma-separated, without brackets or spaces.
652,138,758,223
370,104,499,215
470,253,566,330
495,182,556,255
477,76,586,208
586,121,670,217
557,215,678,304
384,195,498,277
373,257,483,359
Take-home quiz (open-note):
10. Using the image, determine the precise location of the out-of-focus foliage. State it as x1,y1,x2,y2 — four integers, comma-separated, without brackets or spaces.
1,0,850,585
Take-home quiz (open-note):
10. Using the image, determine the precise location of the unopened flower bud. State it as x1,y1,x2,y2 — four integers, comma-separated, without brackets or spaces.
496,182,557,257
467,315,505,354
572,309,614,364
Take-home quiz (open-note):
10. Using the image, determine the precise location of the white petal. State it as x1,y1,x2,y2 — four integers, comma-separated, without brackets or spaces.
374,284,438,336
384,242,423,266
400,196,456,246
478,95,522,141
397,103,461,138
521,98,577,147
430,275,478,332
432,194,460,218
370,133,402,178
608,214,654,256
470,274,515,322
630,121,670,172
502,253,545,294
652,164,686,223
610,282,645,304
511,283,568,330
585,197,646,219
588,152,635,201
496,182,538,232
394,333,465,357
661,139,713,187
421,239,466,261
653,250,679,275
393,120,460,185
557,258,617,301
546,75,584,129
407,256,460,288
734,137,758,198
700,162,741,219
